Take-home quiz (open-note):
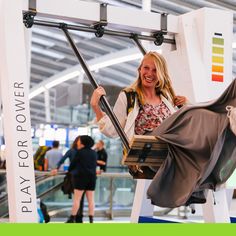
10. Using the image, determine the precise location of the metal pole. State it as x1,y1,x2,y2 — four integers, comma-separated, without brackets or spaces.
131,34,147,55
60,25,130,150
24,18,175,45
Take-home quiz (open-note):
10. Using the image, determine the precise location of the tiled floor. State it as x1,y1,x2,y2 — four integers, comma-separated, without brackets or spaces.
52,198,236,223
1,196,236,223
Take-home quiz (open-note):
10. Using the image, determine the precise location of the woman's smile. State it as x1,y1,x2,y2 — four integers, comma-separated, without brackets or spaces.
143,76,155,83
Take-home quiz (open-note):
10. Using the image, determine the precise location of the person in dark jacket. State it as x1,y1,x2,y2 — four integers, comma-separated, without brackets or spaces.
52,136,85,223
95,140,108,172
66,135,97,223
56,137,80,171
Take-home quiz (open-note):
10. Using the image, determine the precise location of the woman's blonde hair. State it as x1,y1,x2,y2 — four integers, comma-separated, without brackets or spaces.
124,51,176,105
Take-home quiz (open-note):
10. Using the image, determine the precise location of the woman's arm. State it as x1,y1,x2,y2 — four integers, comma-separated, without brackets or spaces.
91,88,128,138
97,160,106,166
56,149,71,169
90,86,106,121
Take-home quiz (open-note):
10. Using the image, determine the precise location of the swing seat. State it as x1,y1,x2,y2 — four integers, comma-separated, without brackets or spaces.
122,135,168,166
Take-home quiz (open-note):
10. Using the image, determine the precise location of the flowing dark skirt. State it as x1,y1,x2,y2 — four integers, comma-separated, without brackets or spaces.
147,79,236,208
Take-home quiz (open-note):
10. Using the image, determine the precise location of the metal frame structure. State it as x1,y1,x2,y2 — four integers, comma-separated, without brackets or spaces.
0,0,234,223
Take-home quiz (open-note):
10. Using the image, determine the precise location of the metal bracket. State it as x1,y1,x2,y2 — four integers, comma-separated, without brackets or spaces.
152,13,168,46
153,32,164,46
23,11,36,28
24,0,37,28
29,0,36,12
93,3,108,37
59,23,68,31
161,13,168,35
94,24,105,38
138,143,152,163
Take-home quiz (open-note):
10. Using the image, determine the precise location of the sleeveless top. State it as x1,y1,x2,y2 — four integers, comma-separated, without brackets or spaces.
134,101,172,135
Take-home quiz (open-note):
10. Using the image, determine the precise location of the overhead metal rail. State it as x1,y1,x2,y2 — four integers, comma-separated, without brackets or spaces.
23,15,175,46
23,1,175,46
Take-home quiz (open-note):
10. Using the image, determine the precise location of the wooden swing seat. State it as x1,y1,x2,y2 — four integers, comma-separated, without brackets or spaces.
122,135,168,167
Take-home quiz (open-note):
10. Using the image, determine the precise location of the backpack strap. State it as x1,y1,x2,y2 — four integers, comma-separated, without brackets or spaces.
123,90,137,115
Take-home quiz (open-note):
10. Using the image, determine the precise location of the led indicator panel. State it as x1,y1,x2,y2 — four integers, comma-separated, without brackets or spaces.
212,33,224,82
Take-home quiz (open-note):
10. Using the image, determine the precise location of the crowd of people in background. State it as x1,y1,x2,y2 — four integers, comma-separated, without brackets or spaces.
33,138,108,174
33,136,108,223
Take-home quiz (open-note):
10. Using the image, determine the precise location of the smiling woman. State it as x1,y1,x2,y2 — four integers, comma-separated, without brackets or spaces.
90,51,188,181
90,51,187,142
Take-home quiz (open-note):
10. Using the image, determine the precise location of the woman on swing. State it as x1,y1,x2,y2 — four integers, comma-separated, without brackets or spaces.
91,51,187,178
90,51,187,141
90,51,236,208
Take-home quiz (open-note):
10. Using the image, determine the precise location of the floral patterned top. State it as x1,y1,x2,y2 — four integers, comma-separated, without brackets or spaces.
134,101,172,135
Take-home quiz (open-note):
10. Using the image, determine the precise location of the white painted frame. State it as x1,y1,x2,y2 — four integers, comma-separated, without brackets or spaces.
0,0,233,223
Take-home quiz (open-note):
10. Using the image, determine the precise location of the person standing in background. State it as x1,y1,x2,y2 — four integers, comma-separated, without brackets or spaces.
33,146,51,171
66,135,97,223
95,140,108,173
44,140,63,171
54,136,80,172
52,136,86,223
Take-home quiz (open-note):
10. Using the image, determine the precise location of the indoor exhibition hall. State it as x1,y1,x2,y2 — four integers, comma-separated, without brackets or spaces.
0,0,236,224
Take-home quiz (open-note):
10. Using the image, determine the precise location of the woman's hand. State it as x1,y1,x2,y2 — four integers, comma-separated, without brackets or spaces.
174,95,188,107
90,86,106,108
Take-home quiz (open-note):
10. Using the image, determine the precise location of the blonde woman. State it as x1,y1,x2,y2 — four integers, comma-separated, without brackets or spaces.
90,51,187,141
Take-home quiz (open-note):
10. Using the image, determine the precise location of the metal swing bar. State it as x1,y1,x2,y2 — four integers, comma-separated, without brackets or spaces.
131,35,147,55
60,24,130,150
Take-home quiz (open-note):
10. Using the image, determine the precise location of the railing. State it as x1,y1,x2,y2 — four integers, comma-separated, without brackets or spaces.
95,172,135,219
39,171,136,220
1,170,181,221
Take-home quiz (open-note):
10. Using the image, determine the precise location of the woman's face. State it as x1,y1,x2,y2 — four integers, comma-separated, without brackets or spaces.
139,57,158,89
